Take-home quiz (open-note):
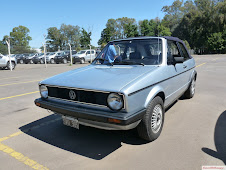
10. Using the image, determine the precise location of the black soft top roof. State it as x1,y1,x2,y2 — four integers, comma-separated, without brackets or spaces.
110,36,184,43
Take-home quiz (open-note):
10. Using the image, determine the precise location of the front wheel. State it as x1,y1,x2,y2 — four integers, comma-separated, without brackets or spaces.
63,58,67,64
80,58,85,64
6,62,15,70
137,96,164,141
184,78,196,99
50,59,54,64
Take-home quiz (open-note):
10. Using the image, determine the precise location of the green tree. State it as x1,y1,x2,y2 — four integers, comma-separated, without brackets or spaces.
60,24,80,50
46,24,81,51
9,25,32,47
46,27,62,51
161,0,184,32
0,41,7,54
80,28,91,48
2,26,33,54
124,23,139,38
208,32,225,53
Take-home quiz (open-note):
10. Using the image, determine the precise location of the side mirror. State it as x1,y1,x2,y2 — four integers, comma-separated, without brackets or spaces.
174,57,184,63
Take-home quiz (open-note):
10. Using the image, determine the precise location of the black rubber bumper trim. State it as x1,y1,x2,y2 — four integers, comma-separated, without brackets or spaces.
34,98,146,125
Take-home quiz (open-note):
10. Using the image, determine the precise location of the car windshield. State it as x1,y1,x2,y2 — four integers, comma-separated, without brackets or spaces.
77,50,86,54
93,38,162,66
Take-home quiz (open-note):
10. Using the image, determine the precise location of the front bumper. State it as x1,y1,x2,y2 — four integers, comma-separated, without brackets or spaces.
34,98,145,130
73,57,81,63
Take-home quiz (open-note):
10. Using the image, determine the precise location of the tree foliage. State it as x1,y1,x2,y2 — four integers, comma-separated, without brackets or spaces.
163,0,226,54
46,24,81,51
80,28,91,48
1,25,33,54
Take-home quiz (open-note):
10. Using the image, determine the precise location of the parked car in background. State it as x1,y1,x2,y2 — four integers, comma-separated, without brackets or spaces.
46,52,58,64
72,49,96,64
32,53,50,64
0,53,17,70
54,50,77,64
16,53,28,64
24,53,39,64
35,36,197,141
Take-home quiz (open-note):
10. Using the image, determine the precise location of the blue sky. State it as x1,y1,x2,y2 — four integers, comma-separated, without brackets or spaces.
0,0,175,48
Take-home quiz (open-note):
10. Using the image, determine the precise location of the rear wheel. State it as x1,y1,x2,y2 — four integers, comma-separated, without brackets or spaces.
137,96,164,141
184,78,196,99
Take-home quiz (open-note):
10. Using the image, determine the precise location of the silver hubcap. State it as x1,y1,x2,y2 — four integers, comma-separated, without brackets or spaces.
151,104,163,133
191,79,195,95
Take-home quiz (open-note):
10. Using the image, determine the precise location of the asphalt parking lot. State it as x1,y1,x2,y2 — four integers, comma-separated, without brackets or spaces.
0,56,226,170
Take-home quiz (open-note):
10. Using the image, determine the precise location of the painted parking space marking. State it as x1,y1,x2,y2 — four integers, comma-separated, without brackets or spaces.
0,76,22,80
0,79,41,87
0,143,49,170
0,131,23,142
0,117,61,169
0,91,39,101
196,63,206,68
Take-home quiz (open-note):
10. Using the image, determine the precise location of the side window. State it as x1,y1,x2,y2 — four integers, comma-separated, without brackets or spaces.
86,51,90,54
167,41,181,57
178,43,190,61
91,51,94,54
167,41,182,64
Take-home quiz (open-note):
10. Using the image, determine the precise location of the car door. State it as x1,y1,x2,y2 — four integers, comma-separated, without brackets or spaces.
85,50,91,61
164,40,188,105
91,50,95,61
177,42,193,85
0,55,6,67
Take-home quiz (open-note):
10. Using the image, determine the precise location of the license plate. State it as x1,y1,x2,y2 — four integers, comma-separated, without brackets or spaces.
62,116,79,129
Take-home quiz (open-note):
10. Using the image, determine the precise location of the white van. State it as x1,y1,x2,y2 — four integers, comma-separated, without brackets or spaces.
72,49,96,64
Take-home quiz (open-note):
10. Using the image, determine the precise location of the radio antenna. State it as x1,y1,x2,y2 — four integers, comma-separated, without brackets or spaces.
157,14,160,65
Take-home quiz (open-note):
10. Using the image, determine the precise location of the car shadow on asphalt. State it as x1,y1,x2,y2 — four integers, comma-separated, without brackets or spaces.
19,114,148,160
202,110,226,165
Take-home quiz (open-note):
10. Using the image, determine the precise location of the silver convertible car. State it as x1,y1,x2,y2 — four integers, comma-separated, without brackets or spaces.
35,36,197,141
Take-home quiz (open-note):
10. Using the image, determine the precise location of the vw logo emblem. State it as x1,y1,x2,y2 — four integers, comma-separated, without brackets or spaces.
69,90,76,100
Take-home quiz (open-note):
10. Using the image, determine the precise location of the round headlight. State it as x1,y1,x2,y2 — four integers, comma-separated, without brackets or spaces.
40,85,48,98
107,93,123,111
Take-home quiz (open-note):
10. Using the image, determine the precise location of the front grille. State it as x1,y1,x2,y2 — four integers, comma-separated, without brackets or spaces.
47,86,109,106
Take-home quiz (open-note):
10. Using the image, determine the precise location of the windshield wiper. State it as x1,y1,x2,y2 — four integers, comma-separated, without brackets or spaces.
115,60,145,66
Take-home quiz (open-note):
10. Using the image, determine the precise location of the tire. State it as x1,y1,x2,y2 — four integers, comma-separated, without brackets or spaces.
137,96,164,141
63,58,67,64
40,59,44,64
184,77,196,99
20,60,24,64
80,58,85,64
50,59,54,64
6,61,15,70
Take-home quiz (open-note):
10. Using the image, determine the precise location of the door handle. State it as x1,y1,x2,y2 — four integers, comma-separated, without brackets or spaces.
183,65,187,69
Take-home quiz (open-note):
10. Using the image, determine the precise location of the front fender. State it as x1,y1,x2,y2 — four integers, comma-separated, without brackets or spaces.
189,69,197,82
144,85,164,108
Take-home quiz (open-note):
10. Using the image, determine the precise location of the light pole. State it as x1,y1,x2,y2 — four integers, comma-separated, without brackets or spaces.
42,42,47,68
88,44,92,63
68,43,72,66
5,37,12,71
43,34,47,68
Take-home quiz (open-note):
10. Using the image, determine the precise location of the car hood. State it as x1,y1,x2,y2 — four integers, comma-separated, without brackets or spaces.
40,65,157,93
